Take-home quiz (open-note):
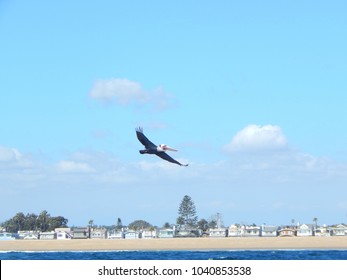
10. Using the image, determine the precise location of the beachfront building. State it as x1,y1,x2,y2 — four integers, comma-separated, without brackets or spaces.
39,232,56,240
108,230,125,239
18,231,39,240
90,228,107,239
278,226,297,237
297,224,315,237
261,225,279,237
24,233,39,240
72,227,88,239
157,228,175,238
0,232,17,240
314,225,331,237
55,228,72,240
141,229,156,239
124,230,140,239
329,224,347,236
209,228,228,238
175,228,200,238
242,225,261,237
228,224,243,237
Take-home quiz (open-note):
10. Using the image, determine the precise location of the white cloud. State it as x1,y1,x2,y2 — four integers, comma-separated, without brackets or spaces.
0,146,22,162
89,78,172,110
2,142,347,226
224,124,288,153
56,160,95,173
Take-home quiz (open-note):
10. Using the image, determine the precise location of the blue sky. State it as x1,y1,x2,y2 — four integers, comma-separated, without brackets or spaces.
1,0,347,227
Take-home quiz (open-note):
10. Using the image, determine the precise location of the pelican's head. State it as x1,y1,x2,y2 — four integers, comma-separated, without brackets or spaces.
158,144,178,152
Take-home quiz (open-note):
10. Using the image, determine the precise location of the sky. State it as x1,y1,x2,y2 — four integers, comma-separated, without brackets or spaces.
1,0,347,228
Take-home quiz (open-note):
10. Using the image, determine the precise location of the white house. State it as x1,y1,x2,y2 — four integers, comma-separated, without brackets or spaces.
39,231,56,240
90,228,107,239
24,233,39,240
108,230,124,239
314,225,331,237
124,230,140,239
55,228,72,240
242,226,261,237
329,224,347,236
18,231,39,240
175,228,200,238
141,229,156,239
261,225,278,237
209,228,228,238
228,224,243,237
157,228,175,238
297,224,314,237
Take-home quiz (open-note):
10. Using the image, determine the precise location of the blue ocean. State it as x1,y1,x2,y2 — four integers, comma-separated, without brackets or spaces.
1,250,347,260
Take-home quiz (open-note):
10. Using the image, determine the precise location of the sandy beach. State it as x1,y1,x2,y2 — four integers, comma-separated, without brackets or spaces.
1,236,347,252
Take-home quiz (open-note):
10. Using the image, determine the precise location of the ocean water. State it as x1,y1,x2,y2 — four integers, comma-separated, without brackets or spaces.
1,250,347,260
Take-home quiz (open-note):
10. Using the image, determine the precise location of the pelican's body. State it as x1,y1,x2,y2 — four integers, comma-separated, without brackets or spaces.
136,127,188,166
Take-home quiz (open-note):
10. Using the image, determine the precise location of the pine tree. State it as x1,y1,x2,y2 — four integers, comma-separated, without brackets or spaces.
177,195,198,228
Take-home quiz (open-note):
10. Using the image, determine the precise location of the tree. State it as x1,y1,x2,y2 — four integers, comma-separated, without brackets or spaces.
128,220,152,230
163,222,171,228
24,213,38,230
177,195,198,228
197,218,208,231
116,218,123,230
1,211,68,232
208,220,217,229
13,212,26,231
3,212,26,232
37,210,50,232
88,219,94,228
313,217,318,229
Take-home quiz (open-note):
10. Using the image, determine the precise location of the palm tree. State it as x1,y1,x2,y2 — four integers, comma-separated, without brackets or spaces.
37,210,50,232
88,220,94,238
313,217,318,229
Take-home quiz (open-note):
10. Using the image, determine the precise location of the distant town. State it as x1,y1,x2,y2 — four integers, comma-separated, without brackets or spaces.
1,195,347,241
1,221,347,241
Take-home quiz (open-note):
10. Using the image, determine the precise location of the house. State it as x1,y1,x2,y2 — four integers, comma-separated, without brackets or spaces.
242,225,261,237
228,224,243,237
157,228,175,238
141,229,156,239
108,230,124,239
329,224,347,236
90,228,107,239
209,228,228,238
55,228,72,240
0,232,17,240
314,225,331,237
72,227,88,239
297,224,315,237
124,230,140,239
24,233,39,240
175,228,200,238
18,231,39,240
261,225,278,237
39,232,56,240
278,226,297,237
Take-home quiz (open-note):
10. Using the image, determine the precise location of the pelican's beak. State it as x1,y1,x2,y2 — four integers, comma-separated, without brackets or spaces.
164,145,178,152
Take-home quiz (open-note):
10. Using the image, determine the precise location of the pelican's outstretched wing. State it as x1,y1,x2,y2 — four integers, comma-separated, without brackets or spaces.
156,152,188,166
136,127,156,149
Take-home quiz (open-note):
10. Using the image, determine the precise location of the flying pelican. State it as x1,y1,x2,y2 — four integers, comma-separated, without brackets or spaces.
135,127,188,166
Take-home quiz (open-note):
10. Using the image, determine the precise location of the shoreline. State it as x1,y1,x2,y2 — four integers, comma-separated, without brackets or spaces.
1,236,347,252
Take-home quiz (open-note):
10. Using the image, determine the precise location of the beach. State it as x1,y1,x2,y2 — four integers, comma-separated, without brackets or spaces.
1,236,347,252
